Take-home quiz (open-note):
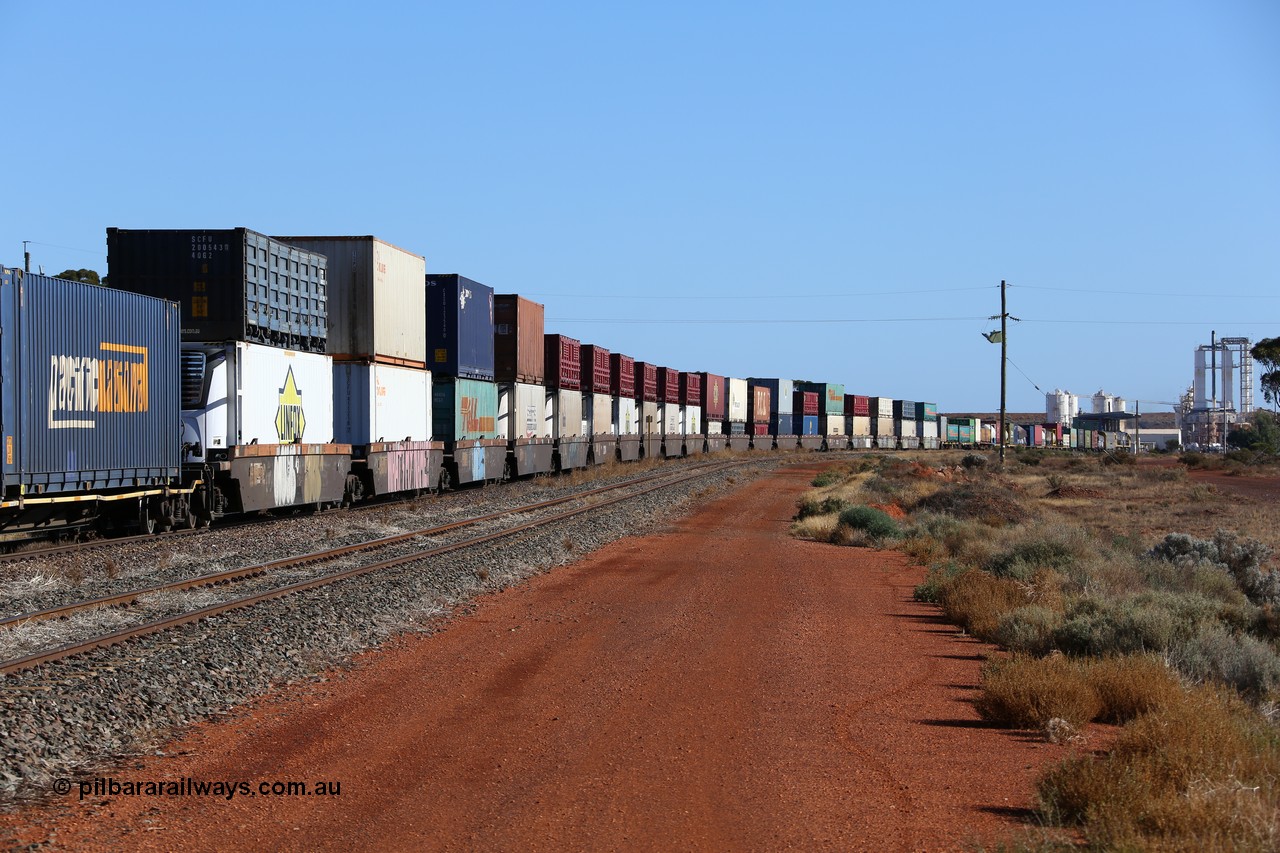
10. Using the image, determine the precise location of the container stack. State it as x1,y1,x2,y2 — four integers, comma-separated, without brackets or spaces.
426,274,503,486
544,334,587,470
679,372,703,454
610,353,640,461
494,295,552,477
107,227,349,512
797,382,846,446
633,361,661,458
917,402,940,448
794,390,822,449
699,373,727,452
725,378,750,450
580,344,616,465
282,236,440,500
748,385,772,441
656,367,683,457
870,397,896,448
894,400,919,449
749,378,794,448
846,394,872,449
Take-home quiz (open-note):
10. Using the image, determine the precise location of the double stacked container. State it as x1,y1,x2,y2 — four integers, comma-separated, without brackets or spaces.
725,378,750,451
610,353,640,461
917,402,940,449
699,373,727,452
284,236,440,499
894,400,919,449
108,228,347,514
868,397,895,449
544,334,586,470
633,361,661,459
657,367,682,458
679,372,703,455
845,394,872,449
580,344,615,464
797,382,846,448
494,295,551,477
748,384,772,448
794,391,823,449
750,379,794,449
426,275,502,485
1,268,182,529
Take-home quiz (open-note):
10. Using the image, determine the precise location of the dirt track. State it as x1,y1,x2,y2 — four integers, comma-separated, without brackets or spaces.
4,461,1074,851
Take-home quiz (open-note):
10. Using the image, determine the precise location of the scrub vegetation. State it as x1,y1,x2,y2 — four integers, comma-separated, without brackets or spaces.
794,451,1280,851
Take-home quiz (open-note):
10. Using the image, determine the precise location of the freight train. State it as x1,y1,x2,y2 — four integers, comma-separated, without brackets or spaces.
0,226,1052,540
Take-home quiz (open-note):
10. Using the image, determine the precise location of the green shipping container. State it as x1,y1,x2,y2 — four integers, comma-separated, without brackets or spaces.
433,377,499,442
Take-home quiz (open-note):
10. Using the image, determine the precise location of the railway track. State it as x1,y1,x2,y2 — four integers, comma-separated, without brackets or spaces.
0,460,740,676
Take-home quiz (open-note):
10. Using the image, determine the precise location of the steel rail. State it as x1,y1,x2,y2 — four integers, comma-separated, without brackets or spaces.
0,461,737,675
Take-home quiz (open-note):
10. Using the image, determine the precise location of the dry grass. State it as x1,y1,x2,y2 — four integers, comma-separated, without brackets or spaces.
975,654,1102,728
1086,654,1184,723
791,514,840,542
938,569,1029,640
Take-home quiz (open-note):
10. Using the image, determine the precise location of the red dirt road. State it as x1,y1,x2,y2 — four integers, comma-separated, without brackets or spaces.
6,463,1072,851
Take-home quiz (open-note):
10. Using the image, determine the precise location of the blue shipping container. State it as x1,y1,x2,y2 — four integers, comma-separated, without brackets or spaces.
425,274,495,380
1,267,180,495
795,414,820,435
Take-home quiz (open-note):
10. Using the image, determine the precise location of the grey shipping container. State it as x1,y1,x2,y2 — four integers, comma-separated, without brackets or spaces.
1,267,180,498
106,227,328,353
275,236,427,365
493,295,546,383
425,274,495,380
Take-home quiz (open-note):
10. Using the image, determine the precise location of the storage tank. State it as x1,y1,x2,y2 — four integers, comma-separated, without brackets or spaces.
1092,390,1116,414
493,295,545,384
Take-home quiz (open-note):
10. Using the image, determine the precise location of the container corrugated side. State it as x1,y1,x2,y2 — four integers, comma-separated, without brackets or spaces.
894,400,917,420
634,362,659,402
819,414,846,435
585,392,613,434
493,295,546,383
679,372,702,406
609,353,635,397
796,382,844,415
432,377,498,442
871,397,894,419
699,373,726,420
843,395,870,417
333,362,430,445
794,391,819,416
749,379,794,415
497,382,548,439
727,378,748,423
106,227,328,353
896,418,918,438
916,402,938,421
580,344,611,394
425,274,495,380
749,385,771,424
276,236,426,364
547,388,583,437
846,415,872,437
658,367,680,403
544,334,581,390
871,416,894,436
3,270,180,492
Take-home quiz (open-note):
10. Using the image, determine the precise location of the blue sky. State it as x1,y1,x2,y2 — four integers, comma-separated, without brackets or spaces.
4,1,1277,413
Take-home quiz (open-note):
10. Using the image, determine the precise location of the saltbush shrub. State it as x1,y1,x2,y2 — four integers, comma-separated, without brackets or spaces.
1148,530,1278,606
795,495,853,520
835,505,901,543
810,469,843,487
914,483,1033,526
976,655,1101,728
994,605,1061,656
1166,625,1280,700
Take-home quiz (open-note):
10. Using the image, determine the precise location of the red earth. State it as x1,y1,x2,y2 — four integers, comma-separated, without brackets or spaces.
3,462,1079,852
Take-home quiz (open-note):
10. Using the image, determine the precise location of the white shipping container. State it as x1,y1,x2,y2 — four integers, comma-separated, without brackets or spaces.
846,415,872,437
277,236,427,363
546,388,583,438
897,419,918,438
820,415,846,436
613,396,639,435
727,378,748,423
875,398,894,419
640,400,660,435
333,362,430,445
498,382,549,439
872,416,894,436
584,392,613,434
706,420,724,435
682,405,701,435
182,341,334,458
921,420,940,439
661,402,681,434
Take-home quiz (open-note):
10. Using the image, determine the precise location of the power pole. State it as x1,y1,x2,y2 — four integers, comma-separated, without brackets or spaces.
23,241,30,273
1000,279,1007,466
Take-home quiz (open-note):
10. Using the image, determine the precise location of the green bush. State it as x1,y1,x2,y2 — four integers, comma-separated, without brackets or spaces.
987,538,1081,581
1166,625,1280,700
1148,530,1278,606
810,469,843,487
914,483,1033,526
836,505,901,542
995,605,1062,656
795,495,853,520
913,561,967,603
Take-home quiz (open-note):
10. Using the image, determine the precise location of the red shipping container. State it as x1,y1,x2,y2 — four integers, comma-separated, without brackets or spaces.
610,353,635,397
657,367,680,403
700,373,726,420
493,295,546,383
679,372,702,406
751,422,769,436
544,334,581,390
843,394,870,417
751,386,771,424
795,391,819,416
633,361,659,402
580,344,611,394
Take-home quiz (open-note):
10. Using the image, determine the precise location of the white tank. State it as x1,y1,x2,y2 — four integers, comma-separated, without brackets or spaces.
1092,390,1116,414
1113,397,1127,414
1046,389,1076,424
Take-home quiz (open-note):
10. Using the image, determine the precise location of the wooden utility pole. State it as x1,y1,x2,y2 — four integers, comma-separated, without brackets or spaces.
1000,279,1007,466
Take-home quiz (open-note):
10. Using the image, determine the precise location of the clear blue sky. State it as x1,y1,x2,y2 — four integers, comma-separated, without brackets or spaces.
5,1,1277,414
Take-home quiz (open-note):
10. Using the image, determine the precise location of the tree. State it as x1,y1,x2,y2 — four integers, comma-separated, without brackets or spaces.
1229,411,1280,456
55,268,100,285
1253,337,1280,410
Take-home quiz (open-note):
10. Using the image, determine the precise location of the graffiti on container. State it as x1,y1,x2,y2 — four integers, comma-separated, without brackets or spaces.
460,396,495,434
378,448,432,493
275,367,307,443
47,343,150,429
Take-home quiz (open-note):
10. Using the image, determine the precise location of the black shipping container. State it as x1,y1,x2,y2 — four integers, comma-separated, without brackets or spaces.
106,228,328,353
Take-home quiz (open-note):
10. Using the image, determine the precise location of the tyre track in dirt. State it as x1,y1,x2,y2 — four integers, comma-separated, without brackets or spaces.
5,461,1074,852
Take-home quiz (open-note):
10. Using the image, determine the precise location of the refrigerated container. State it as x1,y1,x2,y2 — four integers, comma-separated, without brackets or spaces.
493,295,546,384
425,274,495,380
333,362,439,498
433,377,504,486
633,361,659,402
872,416,896,448
870,397,894,420
276,235,425,364
748,379,793,416
1,269,181,527
544,334,581,390
920,419,940,449
580,344,611,394
682,406,703,455
727,378,748,424
583,391,616,465
640,400,662,459
658,367,680,404
893,400,916,424
106,228,328,353
609,353,635,398
748,384,772,424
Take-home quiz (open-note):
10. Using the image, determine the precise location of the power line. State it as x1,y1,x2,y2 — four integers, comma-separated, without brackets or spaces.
21,240,105,258
1014,283,1279,299
1023,318,1280,325
546,315,989,325
528,285,993,300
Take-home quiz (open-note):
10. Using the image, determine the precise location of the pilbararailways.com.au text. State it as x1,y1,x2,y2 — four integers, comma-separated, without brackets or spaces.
55,777,342,801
